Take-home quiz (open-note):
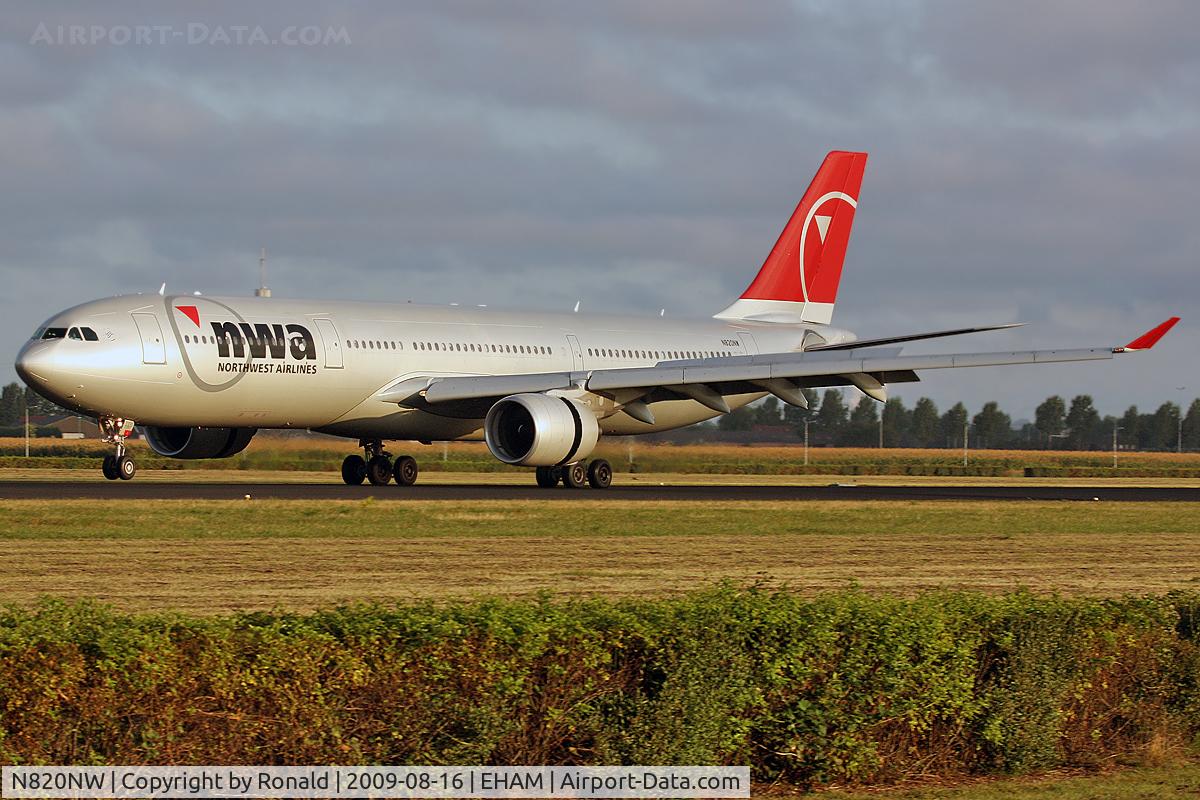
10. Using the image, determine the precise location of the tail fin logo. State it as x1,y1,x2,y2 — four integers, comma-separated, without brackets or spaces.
714,150,867,325
798,192,857,304
175,305,201,327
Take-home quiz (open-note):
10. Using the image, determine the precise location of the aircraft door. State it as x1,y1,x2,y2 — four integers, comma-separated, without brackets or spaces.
131,313,166,364
314,318,343,368
738,332,759,355
565,334,584,371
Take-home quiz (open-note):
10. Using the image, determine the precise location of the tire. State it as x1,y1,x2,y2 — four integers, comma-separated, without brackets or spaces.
535,466,559,488
393,456,419,486
367,455,393,486
341,454,367,485
586,459,613,489
561,462,587,488
102,455,119,481
116,455,136,481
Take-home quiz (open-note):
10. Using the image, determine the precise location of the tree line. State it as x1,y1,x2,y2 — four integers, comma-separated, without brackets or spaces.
0,382,69,427
717,388,1200,451
5,379,1198,451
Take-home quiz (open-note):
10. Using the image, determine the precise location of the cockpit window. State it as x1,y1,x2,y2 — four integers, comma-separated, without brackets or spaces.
81,327,99,341
68,327,83,340
41,328,68,340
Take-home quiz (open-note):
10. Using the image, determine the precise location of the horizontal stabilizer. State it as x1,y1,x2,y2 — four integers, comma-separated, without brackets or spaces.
808,323,1024,352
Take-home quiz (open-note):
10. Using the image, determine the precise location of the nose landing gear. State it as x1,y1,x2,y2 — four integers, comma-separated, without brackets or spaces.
341,440,420,486
99,417,137,481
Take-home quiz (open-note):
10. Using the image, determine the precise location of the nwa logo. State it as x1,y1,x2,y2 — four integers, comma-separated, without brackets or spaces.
176,304,318,371
209,321,316,360
798,190,857,304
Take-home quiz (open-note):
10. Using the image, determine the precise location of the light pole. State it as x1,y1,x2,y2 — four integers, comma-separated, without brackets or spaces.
962,417,969,467
1178,386,1187,453
1112,425,1122,469
803,417,817,467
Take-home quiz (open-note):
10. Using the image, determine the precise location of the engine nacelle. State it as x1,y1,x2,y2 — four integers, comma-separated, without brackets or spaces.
485,394,599,466
143,426,257,459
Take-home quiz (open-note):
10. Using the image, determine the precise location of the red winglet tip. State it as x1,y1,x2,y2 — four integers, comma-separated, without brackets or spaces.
1121,317,1180,351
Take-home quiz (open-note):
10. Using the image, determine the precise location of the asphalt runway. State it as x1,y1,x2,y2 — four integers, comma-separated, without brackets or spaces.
0,481,1197,502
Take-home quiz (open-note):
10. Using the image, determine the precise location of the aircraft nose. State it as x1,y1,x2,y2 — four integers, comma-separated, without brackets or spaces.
15,341,57,389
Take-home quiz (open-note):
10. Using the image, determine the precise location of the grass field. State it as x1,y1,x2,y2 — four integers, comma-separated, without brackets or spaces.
3,499,1198,613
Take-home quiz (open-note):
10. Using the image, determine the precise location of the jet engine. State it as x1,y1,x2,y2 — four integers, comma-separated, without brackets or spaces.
143,426,258,459
484,394,599,466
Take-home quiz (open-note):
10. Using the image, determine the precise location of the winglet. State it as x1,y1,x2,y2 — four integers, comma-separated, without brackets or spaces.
1115,317,1180,352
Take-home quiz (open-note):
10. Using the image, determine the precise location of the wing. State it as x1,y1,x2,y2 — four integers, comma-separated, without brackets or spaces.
379,318,1180,421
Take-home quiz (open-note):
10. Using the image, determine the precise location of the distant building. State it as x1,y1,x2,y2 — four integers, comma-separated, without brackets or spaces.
31,414,100,438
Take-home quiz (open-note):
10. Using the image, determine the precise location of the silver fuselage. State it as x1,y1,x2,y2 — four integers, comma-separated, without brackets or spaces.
15,294,854,441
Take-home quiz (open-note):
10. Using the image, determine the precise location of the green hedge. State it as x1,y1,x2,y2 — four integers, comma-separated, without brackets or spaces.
2,590,1198,784
1024,466,1200,478
0,427,62,439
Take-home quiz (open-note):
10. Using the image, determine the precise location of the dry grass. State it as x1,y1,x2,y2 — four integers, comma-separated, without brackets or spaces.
1,499,1197,614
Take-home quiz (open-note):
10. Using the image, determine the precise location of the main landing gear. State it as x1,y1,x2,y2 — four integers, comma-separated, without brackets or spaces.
341,439,420,487
99,417,137,481
535,459,613,490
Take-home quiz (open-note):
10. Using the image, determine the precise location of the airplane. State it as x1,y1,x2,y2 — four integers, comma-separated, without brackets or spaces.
14,151,1179,488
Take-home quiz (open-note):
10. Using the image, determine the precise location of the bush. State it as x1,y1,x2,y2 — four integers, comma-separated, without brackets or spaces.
1,590,1198,784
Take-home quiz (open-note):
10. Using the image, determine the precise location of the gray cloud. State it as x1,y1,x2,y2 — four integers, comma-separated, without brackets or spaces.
1,0,1196,418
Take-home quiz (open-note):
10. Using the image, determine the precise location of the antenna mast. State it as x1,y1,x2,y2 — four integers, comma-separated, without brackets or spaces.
255,247,271,297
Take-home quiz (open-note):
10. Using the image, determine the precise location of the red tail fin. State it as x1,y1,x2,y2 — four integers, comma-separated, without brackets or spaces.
716,151,867,324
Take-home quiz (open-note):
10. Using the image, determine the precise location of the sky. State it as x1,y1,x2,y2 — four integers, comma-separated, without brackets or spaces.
1,1,1196,419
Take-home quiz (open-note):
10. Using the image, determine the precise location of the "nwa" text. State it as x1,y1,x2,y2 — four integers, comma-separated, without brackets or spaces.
211,322,317,360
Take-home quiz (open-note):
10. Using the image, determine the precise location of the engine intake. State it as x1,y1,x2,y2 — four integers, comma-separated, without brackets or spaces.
143,426,257,459
485,394,599,466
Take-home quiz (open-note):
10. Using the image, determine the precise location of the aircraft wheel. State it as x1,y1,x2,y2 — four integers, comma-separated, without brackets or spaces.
535,466,559,488
586,459,613,489
341,454,367,485
102,455,120,481
366,455,393,486
561,462,587,488
116,454,137,481
393,456,419,486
